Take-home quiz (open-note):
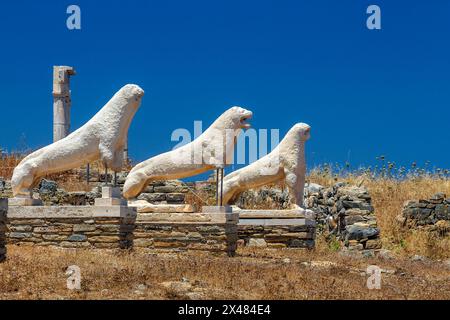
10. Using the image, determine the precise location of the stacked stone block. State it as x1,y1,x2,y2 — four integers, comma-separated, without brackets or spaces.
0,198,7,262
134,212,238,256
238,210,316,249
6,206,136,249
401,193,450,235
5,206,238,256
305,183,381,251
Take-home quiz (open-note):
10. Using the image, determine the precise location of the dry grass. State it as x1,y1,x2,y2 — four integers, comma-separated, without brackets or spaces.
0,245,448,300
0,152,22,179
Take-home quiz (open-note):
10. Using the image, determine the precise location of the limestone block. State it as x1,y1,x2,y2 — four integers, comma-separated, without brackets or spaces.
60,241,91,248
8,206,94,219
91,206,137,219
128,199,194,213
238,218,315,227
88,236,121,243
73,224,97,232
248,238,267,247
101,186,121,199
133,238,154,247
202,206,232,213
237,208,314,219
95,198,126,206
365,239,382,249
9,197,43,206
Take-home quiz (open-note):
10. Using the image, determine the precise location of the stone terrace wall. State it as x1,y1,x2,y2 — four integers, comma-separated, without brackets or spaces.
0,199,6,262
220,182,380,251
400,192,450,236
5,207,238,256
7,206,136,249
134,212,238,256
238,210,316,249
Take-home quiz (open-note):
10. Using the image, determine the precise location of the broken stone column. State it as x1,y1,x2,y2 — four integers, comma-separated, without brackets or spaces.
53,66,76,142
0,198,7,262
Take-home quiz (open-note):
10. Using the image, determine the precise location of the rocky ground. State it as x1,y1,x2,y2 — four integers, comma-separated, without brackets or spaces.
0,245,449,300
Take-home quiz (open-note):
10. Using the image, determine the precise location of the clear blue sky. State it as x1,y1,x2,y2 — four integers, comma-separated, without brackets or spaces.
0,0,449,172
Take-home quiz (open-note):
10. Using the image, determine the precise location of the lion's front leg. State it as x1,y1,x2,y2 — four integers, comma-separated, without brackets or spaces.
11,163,37,198
99,142,117,171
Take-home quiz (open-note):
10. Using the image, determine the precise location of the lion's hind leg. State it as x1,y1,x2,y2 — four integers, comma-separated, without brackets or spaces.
284,169,305,209
123,170,151,200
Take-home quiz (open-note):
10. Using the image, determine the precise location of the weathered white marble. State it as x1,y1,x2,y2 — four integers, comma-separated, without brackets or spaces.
8,196,43,206
128,199,194,213
7,205,136,219
11,84,144,198
136,211,239,224
123,106,252,199
94,186,126,206
222,123,311,209
235,209,315,219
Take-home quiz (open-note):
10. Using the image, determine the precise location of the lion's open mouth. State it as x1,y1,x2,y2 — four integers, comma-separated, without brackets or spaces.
240,112,253,129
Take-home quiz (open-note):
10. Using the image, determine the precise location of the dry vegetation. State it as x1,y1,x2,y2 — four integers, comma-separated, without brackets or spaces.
307,167,450,259
0,245,449,300
0,152,131,192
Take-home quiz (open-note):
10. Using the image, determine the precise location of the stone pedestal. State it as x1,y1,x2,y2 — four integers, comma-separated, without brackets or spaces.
8,196,43,206
0,198,7,262
95,186,126,206
135,211,238,256
7,205,137,249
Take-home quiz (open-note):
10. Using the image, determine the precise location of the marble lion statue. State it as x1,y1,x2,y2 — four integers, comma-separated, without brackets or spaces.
11,84,144,197
222,123,311,209
123,106,253,199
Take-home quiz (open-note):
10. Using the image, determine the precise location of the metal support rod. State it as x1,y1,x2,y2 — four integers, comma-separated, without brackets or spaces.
215,167,224,206
215,168,219,206
86,163,90,185
220,168,224,206
104,164,108,185
114,171,117,187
